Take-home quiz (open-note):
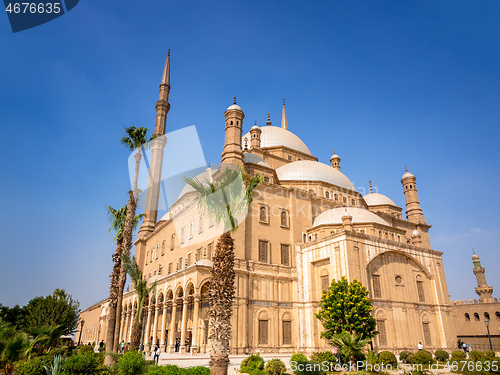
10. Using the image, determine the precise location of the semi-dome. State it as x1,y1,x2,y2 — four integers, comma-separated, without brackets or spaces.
363,193,398,207
242,126,311,155
243,152,270,168
313,207,390,227
276,160,356,191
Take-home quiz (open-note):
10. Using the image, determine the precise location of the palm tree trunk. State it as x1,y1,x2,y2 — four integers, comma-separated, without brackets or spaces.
130,318,143,350
104,236,124,366
208,232,235,375
133,150,142,192
113,269,127,351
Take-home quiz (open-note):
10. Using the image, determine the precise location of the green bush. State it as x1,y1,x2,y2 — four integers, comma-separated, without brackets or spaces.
15,355,53,375
310,351,336,365
435,350,450,362
49,347,67,357
117,350,146,375
378,351,397,367
241,354,265,375
78,345,95,355
485,351,496,359
470,351,485,362
265,359,287,375
145,365,210,375
297,360,325,375
410,350,435,365
399,351,412,363
61,353,99,374
291,353,308,364
451,350,467,362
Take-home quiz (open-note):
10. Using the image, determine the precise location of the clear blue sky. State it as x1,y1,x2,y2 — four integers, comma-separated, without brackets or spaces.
1,1,499,310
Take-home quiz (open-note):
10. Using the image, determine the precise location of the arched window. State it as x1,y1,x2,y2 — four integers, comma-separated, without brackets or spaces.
161,241,165,256
474,313,480,321
325,191,330,199
259,206,268,223
484,312,490,320
334,193,338,201
495,311,500,320
303,234,306,243
281,210,288,227
416,276,425,303
465,313,470,321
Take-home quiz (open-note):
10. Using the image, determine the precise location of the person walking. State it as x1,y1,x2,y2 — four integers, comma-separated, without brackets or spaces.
418,342,423,351
120,340,125,354
153,345,160,364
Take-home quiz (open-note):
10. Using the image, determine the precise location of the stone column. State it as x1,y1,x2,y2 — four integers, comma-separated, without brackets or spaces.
144,307,152,350
152,305,159,347
168,301,177,353
160,304,167,350
190,295,200,354
180,298,188,353
128,311,135,343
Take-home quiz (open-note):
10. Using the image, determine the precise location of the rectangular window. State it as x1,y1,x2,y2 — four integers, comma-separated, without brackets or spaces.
158,266,162,275
155,245,159,259
258,320,269,345
423,322,432,346
170,234,175,250
282,321,292,345
207,242,213,260
280,210,288,227
168,263,172,275
321,275,329,292
161,241,165,256
259,205,268,223
186,253,192,267
180,228,185,244
188,221,194,239
177,257,183,271
377,320,387,346
281,244,290,266
372,275,382,298
417,281,425,302
198,215,203,233
196,248,201,262
259,240,268,263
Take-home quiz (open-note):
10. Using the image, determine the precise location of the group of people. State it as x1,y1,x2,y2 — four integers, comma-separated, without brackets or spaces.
458,340,472,356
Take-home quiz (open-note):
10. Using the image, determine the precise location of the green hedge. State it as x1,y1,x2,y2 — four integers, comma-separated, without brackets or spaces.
117,351,146,375
435,350,450,362
378,351,397,367
265,359,287,375
241,354,265,375
410,350,435,365
399,351,412,363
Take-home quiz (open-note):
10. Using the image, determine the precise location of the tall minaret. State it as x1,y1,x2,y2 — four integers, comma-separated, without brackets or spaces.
138,51,170,240
472,251,494,302
221,97,245,167
401,166,427,224
281,99,288,130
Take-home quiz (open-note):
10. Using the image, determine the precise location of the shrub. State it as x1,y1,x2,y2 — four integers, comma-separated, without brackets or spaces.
365,351,379,373
434,350,450,362
241,354,265,375
399,351,412,364
290,353,308,365
378,351,397,367
15,355,53,375
265,359,287,375
49,347,67,357
78,345,95,355
451,350,466,362
61,353,99,374
469,351,485,362
117,350,146,375
485,351,496,359
145,366,210,375
310,351,336,365
410,350,435,365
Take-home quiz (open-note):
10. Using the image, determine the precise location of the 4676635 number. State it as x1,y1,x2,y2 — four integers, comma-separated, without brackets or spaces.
5,2,61,14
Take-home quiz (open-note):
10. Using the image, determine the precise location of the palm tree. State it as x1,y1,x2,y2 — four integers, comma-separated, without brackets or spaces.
104,205,143,365
330,331,371,370
121,253,157,350
183,167,262,375
28,325,65,353
0,321,33,375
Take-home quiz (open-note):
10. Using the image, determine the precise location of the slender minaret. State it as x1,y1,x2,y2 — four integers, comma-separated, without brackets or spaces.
221,97,245,167
281,99,288,130
249,121,261,149
138,51,170,239
401,166,427,224
472,251,494,302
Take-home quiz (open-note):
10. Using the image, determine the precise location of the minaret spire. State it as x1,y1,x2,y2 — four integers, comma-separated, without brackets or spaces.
369,180,373,194
281,98,288,130
472,252,494,302
154,50,171,136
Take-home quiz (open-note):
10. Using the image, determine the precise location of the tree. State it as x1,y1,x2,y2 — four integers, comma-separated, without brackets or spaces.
183,167,261,375
104,126,154,365
0,320,35,375
121,253,157,350
104,204,142,365
0,304,26,329
315,276,377,340
330,331,371,369
22,289,80,336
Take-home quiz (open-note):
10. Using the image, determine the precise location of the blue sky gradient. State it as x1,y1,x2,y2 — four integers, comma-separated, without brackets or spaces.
1,0,499,309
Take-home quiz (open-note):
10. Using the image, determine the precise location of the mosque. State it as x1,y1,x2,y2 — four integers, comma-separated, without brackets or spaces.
79,53,463,354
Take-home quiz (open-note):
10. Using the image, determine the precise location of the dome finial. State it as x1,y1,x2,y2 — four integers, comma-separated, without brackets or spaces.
266,113,272,126
233,96,237,104
167,49,170,57
369,180,373,194
281,99,288,130
405,165,408,172
255,120,257,126
473,248,475,255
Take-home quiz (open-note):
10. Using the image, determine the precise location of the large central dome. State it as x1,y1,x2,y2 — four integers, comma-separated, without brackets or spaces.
276,160,356,191
242,126,311,155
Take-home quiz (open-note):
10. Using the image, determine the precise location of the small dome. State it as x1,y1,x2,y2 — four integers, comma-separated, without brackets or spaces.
342,209,352,218
251,125,260,130
472,254,480,261
412,230,420,236
226,104,242,111
242,125,311,155
313,207,389,227
244,152,270,168
363,193,398,207
402,171,414,179
276,160,356,191
330,154,340,160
